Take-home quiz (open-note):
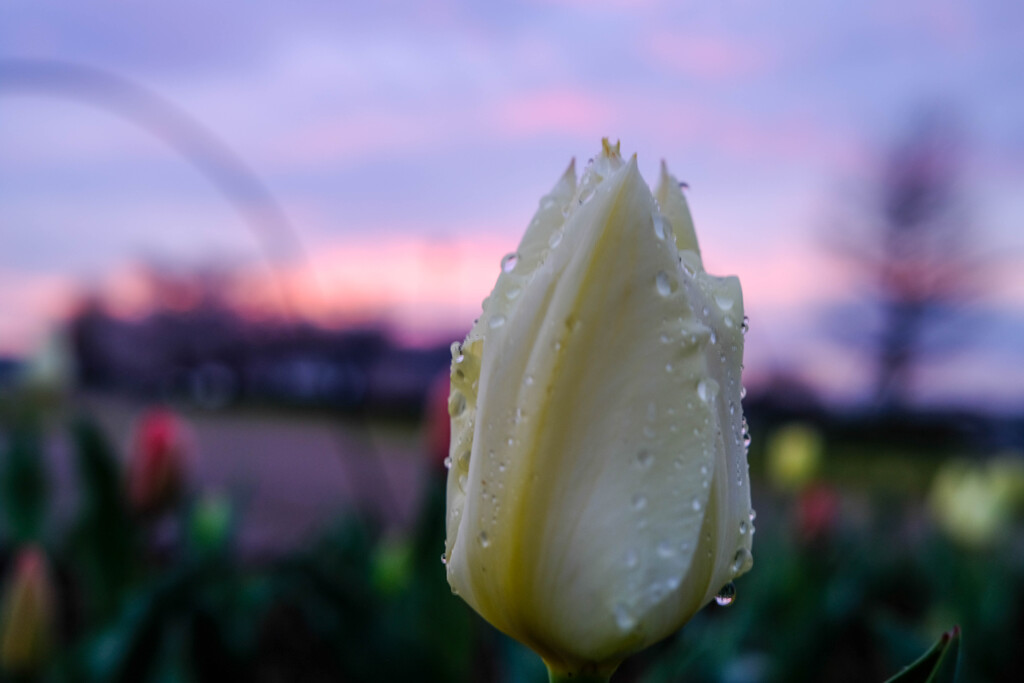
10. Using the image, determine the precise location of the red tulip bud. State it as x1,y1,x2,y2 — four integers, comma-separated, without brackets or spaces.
128,408,192,515
0,547,56,673
797,484,841,543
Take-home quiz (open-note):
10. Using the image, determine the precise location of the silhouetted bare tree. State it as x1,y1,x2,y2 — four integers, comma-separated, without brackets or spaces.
831,110,985,409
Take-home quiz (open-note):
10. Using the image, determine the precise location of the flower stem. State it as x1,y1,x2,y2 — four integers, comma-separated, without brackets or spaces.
547,670,612,683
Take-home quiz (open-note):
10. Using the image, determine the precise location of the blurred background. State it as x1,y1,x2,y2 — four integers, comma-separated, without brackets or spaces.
1,1,1023,681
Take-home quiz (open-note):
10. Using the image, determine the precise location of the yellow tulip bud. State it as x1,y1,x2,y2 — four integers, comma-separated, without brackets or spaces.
0,547,56,674
928,456,1024,548
766,423,823,492
443,140,753,678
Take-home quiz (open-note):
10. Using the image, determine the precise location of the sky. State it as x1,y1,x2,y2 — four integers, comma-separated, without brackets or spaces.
1,0,1023,407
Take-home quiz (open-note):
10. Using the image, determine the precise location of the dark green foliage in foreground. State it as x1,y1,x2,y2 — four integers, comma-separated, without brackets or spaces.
1,408,1018,682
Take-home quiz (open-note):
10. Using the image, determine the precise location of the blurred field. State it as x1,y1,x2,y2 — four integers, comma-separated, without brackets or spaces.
74,396,428,555
3,385,1022,682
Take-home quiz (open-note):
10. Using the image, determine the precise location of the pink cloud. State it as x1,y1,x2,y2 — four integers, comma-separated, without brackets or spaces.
0,271,77,355
494,89,617,138
644,32,773,80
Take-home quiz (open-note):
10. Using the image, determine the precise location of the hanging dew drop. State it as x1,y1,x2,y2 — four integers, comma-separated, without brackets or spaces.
501,252,519,273
741,315,750,334
443,456,452,470
715,582,736,606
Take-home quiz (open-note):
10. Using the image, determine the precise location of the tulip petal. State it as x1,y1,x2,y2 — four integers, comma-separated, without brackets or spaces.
446,142,751,675
655,161,700,259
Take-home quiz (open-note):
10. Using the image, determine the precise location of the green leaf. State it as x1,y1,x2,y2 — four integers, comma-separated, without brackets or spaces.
884,626,961,683
0,418,49,543
69,416,139,620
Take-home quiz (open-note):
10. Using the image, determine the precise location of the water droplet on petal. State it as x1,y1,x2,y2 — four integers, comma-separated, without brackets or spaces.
656,541,675,558
731,548,751,574
501,252,519,273
697,378,719,403
632,494,648,511
625,549,638,568
443,456,452,469
448,391,466,417
489,315,506,329
691,498,702,512
653,214,673,241
655,271,674,297
680,252,699,277
614,603,636,630
506,286,521,300
715,292,735,311
715,582,736,606
634,449,654,469
741,316,750,334
440,553,447,565
478,531,490,548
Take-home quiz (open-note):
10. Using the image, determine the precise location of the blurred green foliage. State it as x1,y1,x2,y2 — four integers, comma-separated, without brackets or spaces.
0,405,1020,682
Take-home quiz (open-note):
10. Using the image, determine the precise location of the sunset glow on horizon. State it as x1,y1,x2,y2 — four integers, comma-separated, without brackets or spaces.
3,0,1023,405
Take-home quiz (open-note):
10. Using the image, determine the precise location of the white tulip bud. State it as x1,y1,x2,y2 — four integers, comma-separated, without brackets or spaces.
444,140,753,679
